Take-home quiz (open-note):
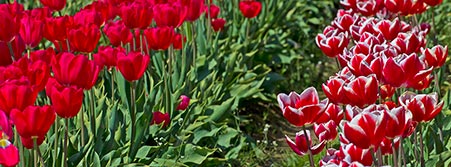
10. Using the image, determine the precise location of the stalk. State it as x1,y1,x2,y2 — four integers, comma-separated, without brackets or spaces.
54,118,59,167
33,137,38,167
371,147,379,166
63,119,68,167
392,140,398,167
302,126,314,167
89,88,96,137
7,42,16,61
128,81,137,161
419,125,425,167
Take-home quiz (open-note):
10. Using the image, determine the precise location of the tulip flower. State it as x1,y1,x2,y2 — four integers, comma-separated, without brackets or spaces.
399,92,443,123
153,3,187,28
44,15,72,42
119,2,152,29
10,105,55,148
340,144,373,166
94,46,123,69
342,109,388,149
424,0,443,6
375,18,401,41
277,87,328,126
204,4,220,19
151,111,170,128
116,51,150,82
47,81,84,119
184,0,205,22
342,75,378,108
103,20,132,47
73,9,104,28
422,45,448,68
0,111,12,139
176,95,190,111
67,24,101,53
0,83,37,116
316,103,343,125
0,10,19,43
314,121,338,142
239,0,262,19
0,36,25,66
29,47,55,65
144,27,175,51
385,106,407,139
172,33,184,50
316,28,350,57
211,18,226,32
40,0,66,11
19,13,44,49
0,131,19,167
51,52,100,90
285,130,326,156
332,13,355,33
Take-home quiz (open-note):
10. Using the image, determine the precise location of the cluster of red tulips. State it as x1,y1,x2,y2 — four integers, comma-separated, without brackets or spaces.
0,0,265,166
278,0,447,166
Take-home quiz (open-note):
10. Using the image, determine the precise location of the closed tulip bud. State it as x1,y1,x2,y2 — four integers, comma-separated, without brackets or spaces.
239,0,262,19
151,111,170,128
211,18,226,32
176,95,190,111
116,51,150,82
285,130,326,156
40,0,66,11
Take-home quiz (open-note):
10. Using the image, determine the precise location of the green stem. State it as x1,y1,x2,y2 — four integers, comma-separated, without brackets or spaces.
419,125,425,167
80,109,85,147
54,118,59,167
33,137,38,167
392,140,398,167
128,81,137,161
89,88,96,138
7,42,16,61
302,126,314,167
371,147,379,166
111,69,116,101
63,119,68,167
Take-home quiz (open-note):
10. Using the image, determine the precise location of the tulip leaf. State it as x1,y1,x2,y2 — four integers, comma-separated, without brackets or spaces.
181,144,216,165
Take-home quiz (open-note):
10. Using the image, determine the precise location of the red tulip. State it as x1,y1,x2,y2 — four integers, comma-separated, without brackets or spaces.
94,46,123,69
380,84,395,100
29,47,55,65
184,0,204,22
44,15,72,42
19,14,43,49
342,75,378,108
172,33,184,50
153,3,187,28
375,18,401,41
67,24,101,53
385,106,407,139
83,1,117,22
314,121,338,142
316,103,344,125
316,28,350,57
151,111,170,128
0,111,12,139
103,20,132,47
211,18,226,32
25,59,50,92
0,9,19,42
19,136,45,150
285,130,326,156
239,0,262,19
347,53,382,77
0,83,37,116
10,105,55,149
176,95,190,111
379,137,400,155
0,131,19,167
277,87,328,126
116,51,150,82
204,4,220,19
47,81,84,118
119,2,153,29
391,32,422,55
51,52,100,89
29,7,52,20
40,0,66,11
340,144,373,166
73,9,104,28
422,45,448,68
332,13,355,32
144,27,175,51
399,92,443,123
424,0,443,6
0,35,25,66
342,109,388,149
